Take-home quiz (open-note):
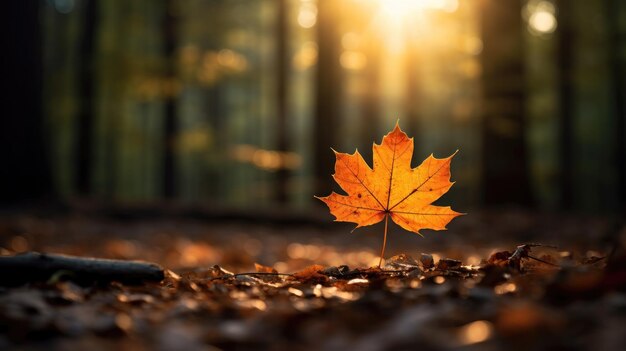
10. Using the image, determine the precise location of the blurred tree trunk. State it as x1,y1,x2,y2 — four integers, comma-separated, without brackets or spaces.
275,0,289,203
480,0,532,206
0,1,52,204
607,0,626,209
313,0,342,196
74,0,99,196
360,28,382,162
162,0,178,199
556,0,574,210
404,43,421,139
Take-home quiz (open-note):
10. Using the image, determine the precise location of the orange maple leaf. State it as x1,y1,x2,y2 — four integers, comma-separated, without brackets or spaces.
315,122,463,266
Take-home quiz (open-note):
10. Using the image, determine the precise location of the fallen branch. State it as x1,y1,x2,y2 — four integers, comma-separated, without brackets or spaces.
0,252,164,286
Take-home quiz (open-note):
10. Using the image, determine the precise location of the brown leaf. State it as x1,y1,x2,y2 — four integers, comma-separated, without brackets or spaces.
254,263,277,274
291,265,327,283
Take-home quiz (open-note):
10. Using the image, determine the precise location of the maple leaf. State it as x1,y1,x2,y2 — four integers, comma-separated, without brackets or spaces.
315,122,463,266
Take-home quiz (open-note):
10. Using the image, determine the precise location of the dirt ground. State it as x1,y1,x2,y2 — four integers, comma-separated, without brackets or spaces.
0,207,625,350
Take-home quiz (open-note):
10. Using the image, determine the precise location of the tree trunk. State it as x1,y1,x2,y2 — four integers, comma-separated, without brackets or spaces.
0,1,52,204
162,0,178,199
555,0,574,210
404,42,421,139
75,0,98,196
480,0,532,206
360,30,382,162
607,0,626,210
275,0,290,203
313,0,342,196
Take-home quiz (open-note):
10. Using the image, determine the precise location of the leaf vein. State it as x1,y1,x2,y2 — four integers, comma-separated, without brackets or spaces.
324,198,382,212
338,155,386,210
388,157,451,211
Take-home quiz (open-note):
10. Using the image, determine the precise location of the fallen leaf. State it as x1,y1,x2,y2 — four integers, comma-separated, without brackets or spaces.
254,263,277,274
291,265,327,283
384,254,420,271
253,263,282,283
316,122,462,264
419,253,435,269
486,251,512,268
436,258,462,271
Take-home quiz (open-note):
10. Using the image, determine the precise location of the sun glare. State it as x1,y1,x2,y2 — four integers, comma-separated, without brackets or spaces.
372,0,459,42
379,0,421,19
378,0,458,20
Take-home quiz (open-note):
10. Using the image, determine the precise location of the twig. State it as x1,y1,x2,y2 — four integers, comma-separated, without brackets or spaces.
526,254,561,267
233,272,294,277
377,269,409,274
212,269,409,281
207,272,293,281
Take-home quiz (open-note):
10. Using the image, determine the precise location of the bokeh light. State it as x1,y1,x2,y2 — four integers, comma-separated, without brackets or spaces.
458,320,494,345
297,2,318,28
526,1,558,35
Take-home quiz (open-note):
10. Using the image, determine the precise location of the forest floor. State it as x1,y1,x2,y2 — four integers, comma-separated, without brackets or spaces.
0,206,625,350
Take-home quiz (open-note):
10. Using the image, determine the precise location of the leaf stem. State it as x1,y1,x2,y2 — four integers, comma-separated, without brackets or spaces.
378,214,389,268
